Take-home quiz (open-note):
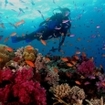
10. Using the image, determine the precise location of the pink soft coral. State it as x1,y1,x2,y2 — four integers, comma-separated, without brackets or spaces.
77,60,95,77
0,67,47,105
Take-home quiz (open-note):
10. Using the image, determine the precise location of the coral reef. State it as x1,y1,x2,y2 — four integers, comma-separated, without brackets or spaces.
0,45,105,105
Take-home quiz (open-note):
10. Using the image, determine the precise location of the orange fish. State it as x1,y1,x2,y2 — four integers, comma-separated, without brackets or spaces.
5,47,13,52
75,81,81,85
53,67,59,73
82,52,86,57
45,57,51,62
26,45,34,50
73,55,79,60
66,63,73,67
40,39,46,46
61,57,68,62
25,60,35,68
70,60,76,65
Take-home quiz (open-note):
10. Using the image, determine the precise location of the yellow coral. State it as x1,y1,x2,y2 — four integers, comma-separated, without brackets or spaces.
23,45,38,61
0,44,14,68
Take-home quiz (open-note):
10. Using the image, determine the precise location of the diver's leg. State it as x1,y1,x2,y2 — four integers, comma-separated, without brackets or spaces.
11,26,45,43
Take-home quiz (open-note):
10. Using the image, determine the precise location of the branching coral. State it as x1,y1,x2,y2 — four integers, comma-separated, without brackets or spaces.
45,70,59,86
50,83,71,99
68,86,85,105
35,53,46,73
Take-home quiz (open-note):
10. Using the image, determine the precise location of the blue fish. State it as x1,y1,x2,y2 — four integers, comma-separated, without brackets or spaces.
19,8,25,13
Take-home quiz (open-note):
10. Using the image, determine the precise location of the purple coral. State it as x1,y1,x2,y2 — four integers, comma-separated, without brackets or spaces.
96,75,105,91
77,60,95,77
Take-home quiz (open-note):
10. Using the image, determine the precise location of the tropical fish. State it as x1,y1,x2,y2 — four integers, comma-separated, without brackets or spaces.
14,20,25,27
75,80,81,85
10,32,17,36
53,67,59,73
37,10,45,20
19,0,25,3
5,47,13,52
25,60,35,68
44,57,51,62
66,63,73,67
40,39,46,46
61,57,68,62
75,51,81,55
19,8,25,13
31,1,35,5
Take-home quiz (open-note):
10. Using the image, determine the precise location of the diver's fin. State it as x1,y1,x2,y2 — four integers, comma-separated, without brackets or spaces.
11,36,24,43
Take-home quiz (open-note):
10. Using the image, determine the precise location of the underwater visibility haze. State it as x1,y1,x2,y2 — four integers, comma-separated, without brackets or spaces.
1,0,105,105
0,0,105,69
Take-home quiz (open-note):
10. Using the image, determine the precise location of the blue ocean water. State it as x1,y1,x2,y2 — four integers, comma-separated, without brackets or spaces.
0,0,105,69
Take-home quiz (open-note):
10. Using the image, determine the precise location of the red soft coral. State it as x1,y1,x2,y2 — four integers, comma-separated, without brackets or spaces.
0,67,47,105
77,60,95,77
1,68,13,81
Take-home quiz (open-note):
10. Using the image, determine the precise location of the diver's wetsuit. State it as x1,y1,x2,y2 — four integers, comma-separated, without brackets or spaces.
11,13,71,44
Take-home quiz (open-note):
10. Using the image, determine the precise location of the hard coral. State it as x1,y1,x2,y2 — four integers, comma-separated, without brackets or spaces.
50,83,71,99
23,45,38,61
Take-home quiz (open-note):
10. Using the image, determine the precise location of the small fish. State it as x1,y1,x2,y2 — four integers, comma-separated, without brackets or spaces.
14,20,25,27
70,34,75,37
53,67,59,73
96,25,100,28
70,60,76,65
73,55,79,60
66,63,73,67
44,57,51,62
31,1,35,5
75,51,81,55
37,10,45,20
10,32,17,36
9,22,17,28
62,20,69,23
61,57,68,62
19,8,25,13
26,45,34,50
40,39,46,45
75,81,81,85
25,60,35,68
102,54,105,57
5,47,13,52
19,0,25,3
84,81,90,85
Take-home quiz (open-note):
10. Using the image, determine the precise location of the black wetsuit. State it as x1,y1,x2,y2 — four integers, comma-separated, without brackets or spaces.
11,13,71,48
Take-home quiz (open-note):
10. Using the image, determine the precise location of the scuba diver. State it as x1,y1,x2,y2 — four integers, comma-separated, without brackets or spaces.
11,7,71,51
